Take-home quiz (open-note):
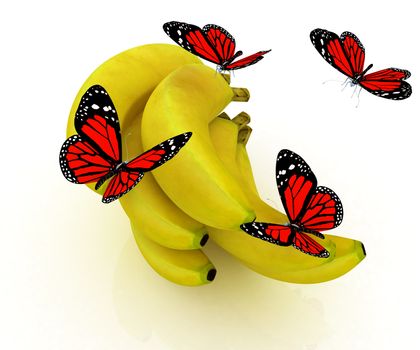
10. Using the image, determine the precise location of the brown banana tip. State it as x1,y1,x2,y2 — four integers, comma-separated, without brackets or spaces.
207,269,217,282
361,242,367,257
200,234,209,247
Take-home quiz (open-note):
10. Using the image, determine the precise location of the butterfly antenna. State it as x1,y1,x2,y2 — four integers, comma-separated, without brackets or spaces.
322,79,343,85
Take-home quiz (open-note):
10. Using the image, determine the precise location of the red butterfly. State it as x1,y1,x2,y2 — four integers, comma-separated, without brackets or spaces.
163,21,271,72
59,85,192,203
310,28,412,100
241,149,344,258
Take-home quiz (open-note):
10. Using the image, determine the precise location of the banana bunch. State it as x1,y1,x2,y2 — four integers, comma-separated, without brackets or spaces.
66,44,365,286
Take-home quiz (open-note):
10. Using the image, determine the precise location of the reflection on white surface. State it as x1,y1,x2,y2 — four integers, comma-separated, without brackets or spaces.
113,238,329,350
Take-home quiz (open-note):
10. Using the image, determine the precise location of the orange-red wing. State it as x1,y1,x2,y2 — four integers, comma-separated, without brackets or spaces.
340,31,365,76
163,21,222,64
102,170,144,203
360,68,412,100
310,28,355,78
293,232,330,258
276,149,317,223
225,50,271,70
300,186,343,231
202,24,236,62
126,132,192,171
74,85,121,163
240,222,294,246
60,135,112,184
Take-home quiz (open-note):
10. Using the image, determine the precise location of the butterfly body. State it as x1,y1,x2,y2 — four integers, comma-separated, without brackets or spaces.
241,149,343,258
163,21,270,72
310,28,412,100
60,85,192,203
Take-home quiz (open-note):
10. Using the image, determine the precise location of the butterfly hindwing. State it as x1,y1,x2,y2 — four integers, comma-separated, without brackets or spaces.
102,170,144,203
340,31,365,76
293,232,330,258
276,149,317,223
202,24,236,63
300,186,343,231
225,50,271,70
360,68,412,100
74,85,121,163
59,135,113,184
240,222,295,246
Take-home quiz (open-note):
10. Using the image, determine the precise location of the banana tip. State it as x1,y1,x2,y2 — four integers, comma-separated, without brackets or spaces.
361,242,367,257
207,269,217,282
200,234,209,247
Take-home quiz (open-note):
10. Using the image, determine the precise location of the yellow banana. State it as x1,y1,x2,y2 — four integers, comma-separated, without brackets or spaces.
141,64,255,229
207,116,366,283
132,222,216,286
65,44,208,250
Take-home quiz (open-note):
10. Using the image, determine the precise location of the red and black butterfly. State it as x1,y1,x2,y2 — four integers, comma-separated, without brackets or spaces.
241,149,344,258
163,21,271,72
59,85,192,203
310,28,412,100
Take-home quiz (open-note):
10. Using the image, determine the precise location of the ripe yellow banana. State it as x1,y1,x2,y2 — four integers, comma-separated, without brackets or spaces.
141,64,255,229
131,222,216,286
207,116,366,283
65,44,208,250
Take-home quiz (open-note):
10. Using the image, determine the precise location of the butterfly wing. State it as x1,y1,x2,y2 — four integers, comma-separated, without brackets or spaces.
126,132,192,171
74,85,121,164
59,135,114,184
202,24,236,63
293,232,330,258
102,171,144,203
163,21,222,64
299,186,343,231
240,222,295,246
225,50,271,70
360,68,412,100
276,149,317,224
340,31,365,76
310,28,358,78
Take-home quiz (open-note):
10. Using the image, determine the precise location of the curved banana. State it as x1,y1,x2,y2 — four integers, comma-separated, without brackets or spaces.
208,116,366,283
66,44,207,250
141,64,255,229
132,222,216,286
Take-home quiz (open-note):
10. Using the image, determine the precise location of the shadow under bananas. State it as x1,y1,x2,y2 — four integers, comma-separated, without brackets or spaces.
113,237,330,350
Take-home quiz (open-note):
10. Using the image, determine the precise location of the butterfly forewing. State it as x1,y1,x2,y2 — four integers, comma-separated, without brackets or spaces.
300,186,343,231
310,28,354,78
126,132,192,171
163,21,221,64
60,135,113,184
240,222,295,246
276,149,317,223
74,85,121,163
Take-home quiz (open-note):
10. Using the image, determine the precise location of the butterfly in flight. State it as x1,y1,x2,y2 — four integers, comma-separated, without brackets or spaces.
241,149,344,258
59,85,192,203
163,21,271,72
310,28,412,100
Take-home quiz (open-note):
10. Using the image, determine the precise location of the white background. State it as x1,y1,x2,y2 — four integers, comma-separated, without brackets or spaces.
1,0,419,348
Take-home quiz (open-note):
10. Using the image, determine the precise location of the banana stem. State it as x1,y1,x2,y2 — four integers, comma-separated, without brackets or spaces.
232,87,250,102
232,112,251,126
